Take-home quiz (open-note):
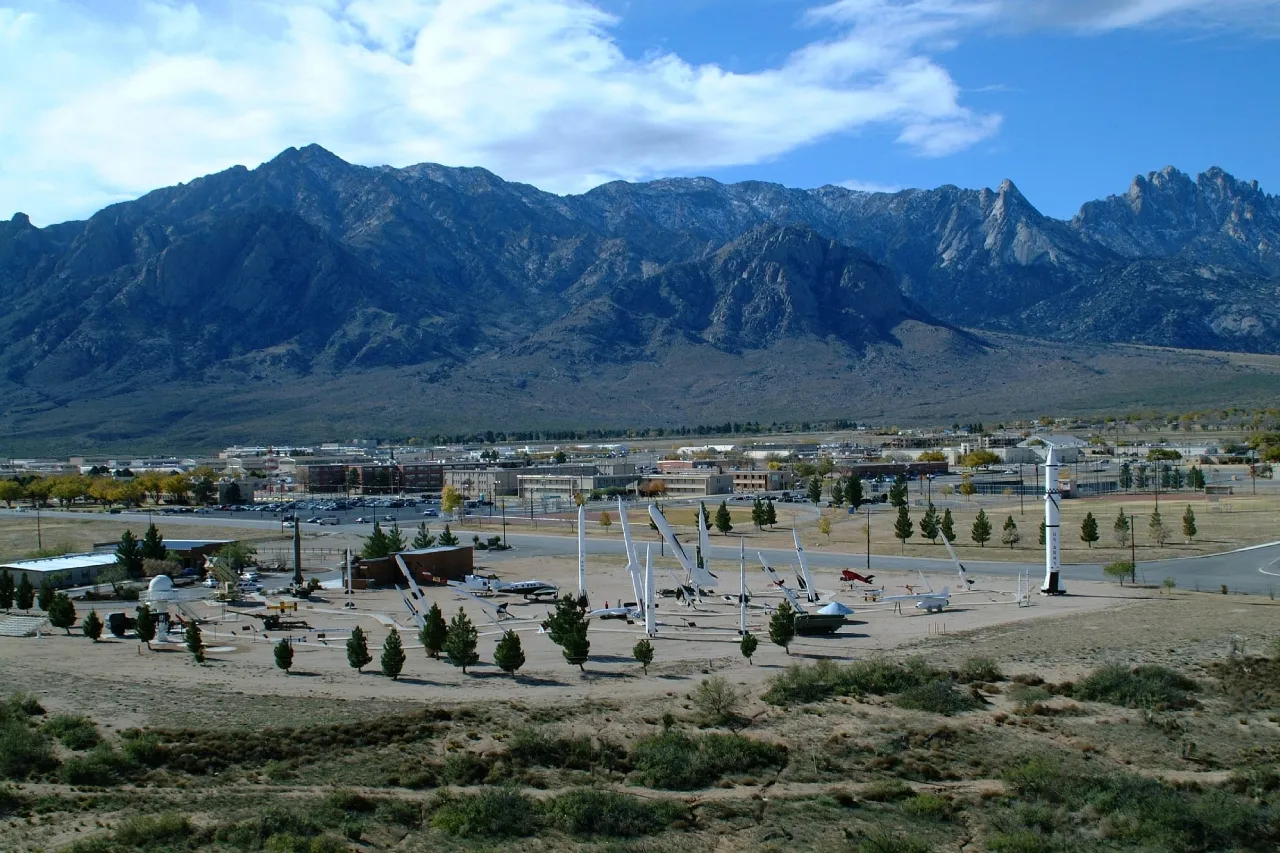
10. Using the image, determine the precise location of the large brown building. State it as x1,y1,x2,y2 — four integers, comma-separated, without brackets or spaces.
355,546,474,586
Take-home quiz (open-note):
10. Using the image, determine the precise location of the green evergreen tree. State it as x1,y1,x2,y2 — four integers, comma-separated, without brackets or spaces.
632,638,654,674
411,522,436,549
893,506,914,553
1135,465,1149,490
1171,467,1186,490
740,630,759,665
806,477,823,505
387,523,407,554
764,498,778,528
1182,505,1198,543
888,475,909,509
115,530,143,579
846,476,865,510
185,620,204,663
360,522,392,559
1113,508,1131,547
971,509,993,547
135,604,156,648
768,600,796,654
546,594,591,670
1119,461,1133,490
140,523,167,560
381,628,406,680
346,625,372,672
443,608,480,673
919,503,939,543
1149,507,1167,546
1080,512,1100,549
0,570,13,610
714,500,734,535
37,577,55,611
494,629,526,677
82,609,103,642
940,508,956,543
751,497,765,530
48,592,76,634
438,525,460,547
275,638,294,673
15,574,34,610
1001,515,1020,549
420,603,447,658
830,478,845,506
192,475,216,506
1188,466,1206,490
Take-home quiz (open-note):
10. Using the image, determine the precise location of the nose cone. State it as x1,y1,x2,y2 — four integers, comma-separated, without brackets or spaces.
1045,446,1057,467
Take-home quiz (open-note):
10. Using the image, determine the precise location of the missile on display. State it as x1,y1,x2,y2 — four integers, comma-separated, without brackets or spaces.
1041,446,1066,595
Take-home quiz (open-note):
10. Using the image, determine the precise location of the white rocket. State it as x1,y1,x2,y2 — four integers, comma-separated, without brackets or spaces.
644,544,656,636
1042,446,1065,595
738,538,748,636
577,503,588,603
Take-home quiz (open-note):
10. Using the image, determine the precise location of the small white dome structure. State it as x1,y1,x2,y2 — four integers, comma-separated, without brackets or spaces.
146,575,176,601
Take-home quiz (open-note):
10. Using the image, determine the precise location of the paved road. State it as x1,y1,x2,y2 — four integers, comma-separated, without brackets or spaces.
7,509,1278,595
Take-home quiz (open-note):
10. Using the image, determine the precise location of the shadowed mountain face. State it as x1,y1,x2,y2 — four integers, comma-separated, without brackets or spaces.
1,146,1278,450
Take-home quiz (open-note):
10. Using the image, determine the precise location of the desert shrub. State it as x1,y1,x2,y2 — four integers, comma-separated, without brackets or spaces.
120,732,165,766
894,681,982,716
631,730,786,790
958,657,1004,683
215,803,335,848
690,676,746,729
1011,673,1045,686
542,788,684,837
429,788,539,837
374,798,422,828
859,779,913,802
985,829,1061,853
261,835,346,853
441,752,492,785
763,657,944,706
324,789,376,813
59,744,135,786
902,793,953,820
0,784,27,816
1,694,45,720
113,813,192,847
1075,664,1198,709
845,657,944,696
852,830,934,853
762,659,846,705
0,718,56,780
505,726,626,771
44,715,101,750
1008,683,1054,710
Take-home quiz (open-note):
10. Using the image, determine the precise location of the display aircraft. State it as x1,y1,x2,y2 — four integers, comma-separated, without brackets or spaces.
459,575,559,600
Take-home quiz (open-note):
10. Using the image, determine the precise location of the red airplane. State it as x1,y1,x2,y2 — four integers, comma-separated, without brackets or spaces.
840,570,876,585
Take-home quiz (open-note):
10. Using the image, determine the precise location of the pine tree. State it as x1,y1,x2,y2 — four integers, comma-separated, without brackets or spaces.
438,525,460,547
411,522,437,549
546,595,591,670
135,604,156,648
846,476,865,510
1182,505,1197,543
888,475,908,508
740,631,759,665
1149,507,1167,546
768,600,796,654
185,620,204,663
386,523,407,554
1080,512,1099,548
893,506,913,553
714,500,733,535
1135,466,1149,490
360,522,392,559
140,523,167,561
381,628,406,680
1001,515,1020,549
115,530,143,579
420,603,448,658
1113,508,1131,547
48,592,76,634
971,509,992,547
495,629,526,677
751,497,765,530
1038,520,1046,546
443,608,480,673
919,503,939,543
346,625,372,672
15,574,34,610
1119,461,1133,491
807,477,823,505
764,498,778,528
82,608,103,642
1171,467,1186,490
830,478,845,506
275,639,294,673
940,508,956,543
37,577,55,611
0,570,13,610
1188,467,1206,490
632,638,654,674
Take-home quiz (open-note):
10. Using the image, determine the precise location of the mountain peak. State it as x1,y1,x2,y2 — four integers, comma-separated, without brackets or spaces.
9,212,30,227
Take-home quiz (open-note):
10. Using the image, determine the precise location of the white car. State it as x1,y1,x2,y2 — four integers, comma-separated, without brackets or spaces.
202,577,218,588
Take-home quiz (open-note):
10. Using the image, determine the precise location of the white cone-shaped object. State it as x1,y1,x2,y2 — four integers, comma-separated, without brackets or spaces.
1042,447,1066,595
577,503,588,603
644,544,656,636
738,538,747,636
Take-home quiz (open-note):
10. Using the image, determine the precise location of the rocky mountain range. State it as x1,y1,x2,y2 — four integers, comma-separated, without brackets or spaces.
1,145,1278,450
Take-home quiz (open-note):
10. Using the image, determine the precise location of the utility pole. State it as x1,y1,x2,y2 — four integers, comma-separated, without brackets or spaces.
292,519,303,586
1018,463,1024,516
500,499,507,548
1129,511,1136,585
35,502,42,551
865,506,871,575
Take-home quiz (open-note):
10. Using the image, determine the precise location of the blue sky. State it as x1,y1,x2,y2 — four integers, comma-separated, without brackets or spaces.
1,0,1278,224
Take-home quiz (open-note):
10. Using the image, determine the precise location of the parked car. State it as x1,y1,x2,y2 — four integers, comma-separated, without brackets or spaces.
421,508,439,517
318,517,339,525
202,577,219,588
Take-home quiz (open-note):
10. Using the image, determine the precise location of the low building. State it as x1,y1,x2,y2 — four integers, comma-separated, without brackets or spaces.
400,462,444,493
517,473,639,501
0,552,119,589
643,472,734,497
731,469,795,493
355,546,474,586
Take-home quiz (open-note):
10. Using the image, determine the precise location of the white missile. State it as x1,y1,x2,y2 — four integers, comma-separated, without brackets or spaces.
577,503,588,603
644,544,656,636
738,538,748,636
1042,446,1066,595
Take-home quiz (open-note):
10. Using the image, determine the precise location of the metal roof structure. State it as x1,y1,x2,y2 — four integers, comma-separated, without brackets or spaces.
0,552,118,574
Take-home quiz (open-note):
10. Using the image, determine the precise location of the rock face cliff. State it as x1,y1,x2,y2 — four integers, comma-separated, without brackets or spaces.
0,147,1278,448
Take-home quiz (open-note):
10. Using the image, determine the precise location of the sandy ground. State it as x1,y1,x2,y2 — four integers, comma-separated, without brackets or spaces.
0,549,1139,730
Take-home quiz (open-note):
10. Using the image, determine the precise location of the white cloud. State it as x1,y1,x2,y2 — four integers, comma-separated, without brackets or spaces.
0,0,1003,224
837,179,903,193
